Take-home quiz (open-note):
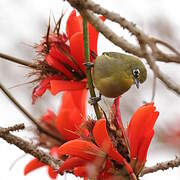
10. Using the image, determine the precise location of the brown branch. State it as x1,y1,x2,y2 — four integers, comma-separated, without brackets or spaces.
0,81,64,143
139,41,180,96
141,156,180,176
0,52,37,68
0,124,61,170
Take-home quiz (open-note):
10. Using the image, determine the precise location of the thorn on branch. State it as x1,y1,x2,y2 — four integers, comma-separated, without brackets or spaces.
2,123,25,133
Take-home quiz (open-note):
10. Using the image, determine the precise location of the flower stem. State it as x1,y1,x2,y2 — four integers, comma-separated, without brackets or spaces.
0,52,37,68
82,18,101,119
0,81,64,142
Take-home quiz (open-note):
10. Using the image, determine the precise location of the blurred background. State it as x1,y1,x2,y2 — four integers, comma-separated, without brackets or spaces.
0,0,180,179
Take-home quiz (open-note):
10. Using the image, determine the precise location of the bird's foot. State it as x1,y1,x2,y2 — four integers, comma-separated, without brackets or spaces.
88,95,101,105
83,62,94,69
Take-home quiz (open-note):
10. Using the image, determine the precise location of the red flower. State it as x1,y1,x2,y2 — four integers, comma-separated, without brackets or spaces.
24,147,59,179
57,119,134,179
37,89,88,142
24,89,87,177
32,10,105,103
57,102,159,178
127,103,159,173
56,89,88,141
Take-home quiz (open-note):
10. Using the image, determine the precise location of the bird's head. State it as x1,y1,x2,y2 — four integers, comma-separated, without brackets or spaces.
127,58,147,88
102,52,147,89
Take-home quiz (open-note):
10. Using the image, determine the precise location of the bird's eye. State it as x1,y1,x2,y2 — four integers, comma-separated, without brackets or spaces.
132,69,140,78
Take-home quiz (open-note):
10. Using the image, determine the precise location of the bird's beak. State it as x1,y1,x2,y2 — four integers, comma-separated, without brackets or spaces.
134,78,140,89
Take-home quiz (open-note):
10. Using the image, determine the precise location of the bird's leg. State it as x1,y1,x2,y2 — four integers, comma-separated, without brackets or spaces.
88,93,102,105
83,62,94,69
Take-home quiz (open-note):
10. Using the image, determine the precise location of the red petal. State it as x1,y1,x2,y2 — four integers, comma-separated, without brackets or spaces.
55,90,87,141
71,89,88,117
88,16,106,57
93,119,123,161
24,158,45,175
98,159,113,179
56,109,80,140
137,130,154,162
112,97,123,129
69,15,105,72
112,97,129,148
66,10,83,39
74,166,88,178
127,103,159,161
93,119,133,174
32,75,62,103
48,166,58,179
32,78,51,104
98,172,114,180
46,54,73,79
50,44,80,73
58,139,105,160
50,80,87,95
58,157,88,173
69,32,86,73
40,109,56,124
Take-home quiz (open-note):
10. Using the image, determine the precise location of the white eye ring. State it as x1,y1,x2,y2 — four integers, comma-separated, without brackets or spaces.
132,69,140,77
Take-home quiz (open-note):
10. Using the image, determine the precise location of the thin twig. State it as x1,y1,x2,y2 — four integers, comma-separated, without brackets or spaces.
9,154,27,171
45,16,51,53
82,17,101,119
0,125,61,170
141,156,180,176
151,72,156,102
0,52,37,68
0,81,64,142
152,38,180,56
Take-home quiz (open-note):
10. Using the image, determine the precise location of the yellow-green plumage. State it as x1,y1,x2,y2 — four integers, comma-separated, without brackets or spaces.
93,52,147,98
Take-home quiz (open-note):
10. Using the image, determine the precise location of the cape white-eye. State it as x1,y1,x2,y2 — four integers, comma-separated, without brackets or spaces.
92,52,147,98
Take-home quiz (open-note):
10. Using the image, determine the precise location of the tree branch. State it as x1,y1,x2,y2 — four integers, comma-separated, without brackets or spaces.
141,157,180,176
0,124,61,170
0,52,37,68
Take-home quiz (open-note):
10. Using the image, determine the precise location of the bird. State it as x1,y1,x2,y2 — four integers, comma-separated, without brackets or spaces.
92,52,147,99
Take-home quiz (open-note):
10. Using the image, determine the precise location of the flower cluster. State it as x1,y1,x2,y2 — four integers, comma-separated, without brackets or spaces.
32,10,105,103
25,96,159,179
24,89,88,178
24,9,159,180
